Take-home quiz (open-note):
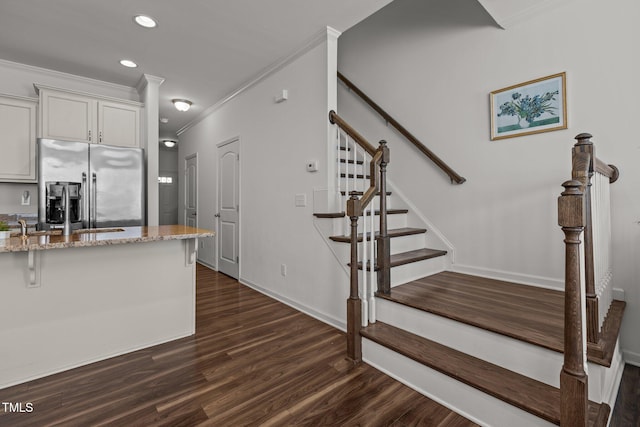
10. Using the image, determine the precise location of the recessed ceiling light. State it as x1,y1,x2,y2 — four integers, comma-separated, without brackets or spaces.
172,99,192,112
134,15,158,28
159,117,169,124
162,140,177,148
119,59,138,68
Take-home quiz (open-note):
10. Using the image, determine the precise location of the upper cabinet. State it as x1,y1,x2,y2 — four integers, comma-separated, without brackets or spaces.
0,94,37,182
36,85,142,148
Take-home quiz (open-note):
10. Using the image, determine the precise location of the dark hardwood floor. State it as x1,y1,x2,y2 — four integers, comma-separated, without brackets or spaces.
0,264,478,426
611,364,640,427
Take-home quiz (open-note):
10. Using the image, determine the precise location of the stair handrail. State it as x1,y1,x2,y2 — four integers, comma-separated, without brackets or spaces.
571,133,619,350
559,133,619,425
338,71,466,185
329,110,390,362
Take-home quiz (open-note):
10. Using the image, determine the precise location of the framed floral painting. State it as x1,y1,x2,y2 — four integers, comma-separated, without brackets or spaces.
490,72,567,140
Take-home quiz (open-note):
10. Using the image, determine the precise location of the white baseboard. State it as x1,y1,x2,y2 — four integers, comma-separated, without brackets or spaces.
451,264,563,291
239,277,346,332
623,349,640,367
197,259,217,271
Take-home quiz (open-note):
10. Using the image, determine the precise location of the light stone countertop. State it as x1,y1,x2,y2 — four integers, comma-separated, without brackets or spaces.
0,225,214,253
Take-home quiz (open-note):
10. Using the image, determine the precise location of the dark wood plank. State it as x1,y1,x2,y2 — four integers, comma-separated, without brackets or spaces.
357,248,448,271
330,227,427,243
0,264,477,427
314,208,408,219
610,364,640,427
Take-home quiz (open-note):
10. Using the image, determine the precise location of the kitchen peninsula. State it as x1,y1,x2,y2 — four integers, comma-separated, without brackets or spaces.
0,225,214,389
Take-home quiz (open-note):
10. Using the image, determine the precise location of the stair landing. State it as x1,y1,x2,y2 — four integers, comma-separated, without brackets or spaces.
376,271,624,366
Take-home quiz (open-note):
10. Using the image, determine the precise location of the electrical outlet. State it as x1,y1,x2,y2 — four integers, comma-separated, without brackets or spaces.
281,264,287,276
21,190,31,206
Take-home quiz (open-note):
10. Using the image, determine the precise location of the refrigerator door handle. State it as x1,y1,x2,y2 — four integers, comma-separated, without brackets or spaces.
82,172,88,228
92,172,97,228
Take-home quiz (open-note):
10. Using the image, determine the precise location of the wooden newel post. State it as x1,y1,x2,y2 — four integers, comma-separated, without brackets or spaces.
346,192,362,362
377,140,391,295
558,180,588,426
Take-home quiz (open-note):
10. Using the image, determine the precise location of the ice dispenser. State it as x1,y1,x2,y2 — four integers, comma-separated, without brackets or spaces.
45,182,82,228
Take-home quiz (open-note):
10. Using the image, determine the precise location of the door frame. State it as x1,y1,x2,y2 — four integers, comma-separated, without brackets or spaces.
183,153,198,228
216,137,240,276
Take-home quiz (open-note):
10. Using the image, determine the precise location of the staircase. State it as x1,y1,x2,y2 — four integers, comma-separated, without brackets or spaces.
313,107,625,426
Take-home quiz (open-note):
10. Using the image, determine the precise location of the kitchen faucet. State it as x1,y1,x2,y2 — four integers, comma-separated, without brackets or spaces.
18,219,28,238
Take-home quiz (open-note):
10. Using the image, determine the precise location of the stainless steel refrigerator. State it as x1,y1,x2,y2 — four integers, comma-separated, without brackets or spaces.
37,138,145,230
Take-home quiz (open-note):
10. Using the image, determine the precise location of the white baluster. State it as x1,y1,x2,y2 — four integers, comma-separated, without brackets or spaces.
360,143,368,326
336,128,342,212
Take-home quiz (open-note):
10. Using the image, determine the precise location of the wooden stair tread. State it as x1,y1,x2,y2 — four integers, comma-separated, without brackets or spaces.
361,322,610,426
377,271,623,366
330,227,427,243
357,248,447,271
314,208,408,219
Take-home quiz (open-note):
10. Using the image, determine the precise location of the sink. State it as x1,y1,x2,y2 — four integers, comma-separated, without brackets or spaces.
27,228,125,237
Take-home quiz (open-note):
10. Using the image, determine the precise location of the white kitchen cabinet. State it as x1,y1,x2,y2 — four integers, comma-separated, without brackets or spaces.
0,94,37,182
36,85,142,148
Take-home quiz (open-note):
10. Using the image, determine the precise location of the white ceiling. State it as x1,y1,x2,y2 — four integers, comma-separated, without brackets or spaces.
0,0,393,140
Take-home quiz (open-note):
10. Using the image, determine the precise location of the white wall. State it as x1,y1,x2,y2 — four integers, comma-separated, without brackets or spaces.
178,30,349,328
338,0,640,361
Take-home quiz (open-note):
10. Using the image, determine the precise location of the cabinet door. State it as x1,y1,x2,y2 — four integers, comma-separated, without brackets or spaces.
98,101,140,147
0,95,37,182
40,90,95,143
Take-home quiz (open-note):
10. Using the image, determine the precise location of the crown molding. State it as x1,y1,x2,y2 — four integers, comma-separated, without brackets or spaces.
0,58,138,95
136,74,165,94
177,26,341,136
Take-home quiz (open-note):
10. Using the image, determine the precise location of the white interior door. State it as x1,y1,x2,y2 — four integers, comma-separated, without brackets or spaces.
159,171,178,225
217,139,239,279
184,154,197,228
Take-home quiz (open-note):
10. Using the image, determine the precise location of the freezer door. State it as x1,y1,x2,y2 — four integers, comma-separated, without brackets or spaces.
89,144,145,228
37,139,89,228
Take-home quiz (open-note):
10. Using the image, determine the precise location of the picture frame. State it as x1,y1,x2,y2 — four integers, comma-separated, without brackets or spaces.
490,72,567,140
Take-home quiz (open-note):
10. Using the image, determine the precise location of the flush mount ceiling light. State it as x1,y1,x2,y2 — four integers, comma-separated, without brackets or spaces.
172,99,192,112
134,15,158,28
162,140,177,148
119,59,138,68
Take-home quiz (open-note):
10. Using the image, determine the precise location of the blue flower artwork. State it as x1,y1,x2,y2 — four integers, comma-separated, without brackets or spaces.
490,73,566,140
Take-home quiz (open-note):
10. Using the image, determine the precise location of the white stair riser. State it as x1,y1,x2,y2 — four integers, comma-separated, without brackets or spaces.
376,298,564,387
389,256,448,287
390,233,426,253
337,195,392,211
363,339,555,427
332,232,426,254
348,213,407,234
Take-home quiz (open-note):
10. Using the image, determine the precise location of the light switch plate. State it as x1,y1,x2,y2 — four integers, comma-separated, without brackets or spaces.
295,193,307,207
